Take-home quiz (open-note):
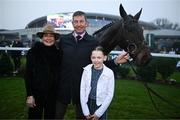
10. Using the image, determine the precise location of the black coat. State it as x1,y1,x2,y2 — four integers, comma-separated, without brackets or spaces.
11,41,23,57
57,32,99,104
24,42,62,98
57,32,117,104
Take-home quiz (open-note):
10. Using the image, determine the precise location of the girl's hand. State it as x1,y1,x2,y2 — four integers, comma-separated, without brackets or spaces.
91,114,99,120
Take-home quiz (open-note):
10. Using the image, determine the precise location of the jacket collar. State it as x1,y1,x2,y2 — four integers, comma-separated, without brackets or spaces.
84,64,110,77
70,31,90,40
73,31,86,38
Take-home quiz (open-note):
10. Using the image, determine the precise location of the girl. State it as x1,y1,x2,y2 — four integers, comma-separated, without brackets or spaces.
80,46,115,120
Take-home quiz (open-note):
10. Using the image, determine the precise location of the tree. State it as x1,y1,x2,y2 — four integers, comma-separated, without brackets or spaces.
153,18,180,30
156,58,176,82
0,52,14,76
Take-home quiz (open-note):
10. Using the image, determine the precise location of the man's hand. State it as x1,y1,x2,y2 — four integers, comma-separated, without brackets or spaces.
114,52,130,65
26,96,36,108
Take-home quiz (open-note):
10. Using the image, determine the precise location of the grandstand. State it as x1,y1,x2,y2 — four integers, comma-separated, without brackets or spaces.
1,12,180,54
0,12,158,47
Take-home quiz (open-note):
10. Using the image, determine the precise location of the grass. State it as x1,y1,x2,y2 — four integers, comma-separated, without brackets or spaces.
0,77,27,119
171,71,180,82
0,77,180,119
110,80,180,119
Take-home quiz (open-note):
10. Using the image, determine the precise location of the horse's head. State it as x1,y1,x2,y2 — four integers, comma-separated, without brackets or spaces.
118,4,152,66
93,4,152,66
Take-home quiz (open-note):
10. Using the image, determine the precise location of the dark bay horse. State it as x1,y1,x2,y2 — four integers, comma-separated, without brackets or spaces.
93,4,152,66
93,4,180,117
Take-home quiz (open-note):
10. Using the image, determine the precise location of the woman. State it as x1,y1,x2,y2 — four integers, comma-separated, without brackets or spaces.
24,24,62,119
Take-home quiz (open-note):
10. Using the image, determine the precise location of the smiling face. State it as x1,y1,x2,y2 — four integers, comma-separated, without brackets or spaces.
72,15,88,34
91,50,107,70
42,33,55,46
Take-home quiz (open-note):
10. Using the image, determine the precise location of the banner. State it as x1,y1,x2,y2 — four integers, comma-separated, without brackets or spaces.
47,13,74,31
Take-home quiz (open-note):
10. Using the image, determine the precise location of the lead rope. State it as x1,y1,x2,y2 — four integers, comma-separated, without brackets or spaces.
127,60,180,118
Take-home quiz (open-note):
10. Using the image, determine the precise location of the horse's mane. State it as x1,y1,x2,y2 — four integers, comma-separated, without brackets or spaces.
92,22,115,36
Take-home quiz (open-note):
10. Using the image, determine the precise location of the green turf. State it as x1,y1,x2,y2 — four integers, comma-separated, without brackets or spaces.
0,77,179,119
0,77,27,119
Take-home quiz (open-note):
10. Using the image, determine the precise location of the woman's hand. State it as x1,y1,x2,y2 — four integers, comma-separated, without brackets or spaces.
26,96,36,108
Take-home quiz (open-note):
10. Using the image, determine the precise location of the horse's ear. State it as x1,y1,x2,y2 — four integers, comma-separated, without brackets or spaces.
119,4,127,18
134,8,142,20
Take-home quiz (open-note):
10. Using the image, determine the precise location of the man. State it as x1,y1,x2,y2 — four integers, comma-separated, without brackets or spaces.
56,11,129,119
11,36,23,74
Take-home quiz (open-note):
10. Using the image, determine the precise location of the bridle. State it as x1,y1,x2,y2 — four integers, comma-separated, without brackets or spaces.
121,20,139,55
126,40,137,55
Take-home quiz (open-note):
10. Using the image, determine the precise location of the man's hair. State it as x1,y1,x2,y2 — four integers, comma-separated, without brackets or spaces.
72,11,87,21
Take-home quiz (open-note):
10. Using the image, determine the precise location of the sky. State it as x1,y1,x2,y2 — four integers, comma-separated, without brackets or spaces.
0,0,180,30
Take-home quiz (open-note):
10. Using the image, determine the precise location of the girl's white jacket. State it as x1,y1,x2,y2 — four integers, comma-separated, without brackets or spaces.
80,64,115,117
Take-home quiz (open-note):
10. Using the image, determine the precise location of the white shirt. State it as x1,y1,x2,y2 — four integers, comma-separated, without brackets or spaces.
80,64,115,117
73,31,85,41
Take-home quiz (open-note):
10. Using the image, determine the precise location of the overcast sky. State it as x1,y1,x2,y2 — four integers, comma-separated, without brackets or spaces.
0,0,180,30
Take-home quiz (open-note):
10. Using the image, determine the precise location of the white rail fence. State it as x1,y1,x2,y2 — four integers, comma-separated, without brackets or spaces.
1,47,180,58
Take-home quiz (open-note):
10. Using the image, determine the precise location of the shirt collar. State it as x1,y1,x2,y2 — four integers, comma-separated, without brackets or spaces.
73,31,86,40
84,64,110,77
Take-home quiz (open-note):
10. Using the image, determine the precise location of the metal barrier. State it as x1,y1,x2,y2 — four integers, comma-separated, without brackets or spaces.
1,47,180,58
109,50,180,58
0,47,30,51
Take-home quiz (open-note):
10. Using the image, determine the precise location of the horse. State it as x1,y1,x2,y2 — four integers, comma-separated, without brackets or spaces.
93,4,152,66
93,5,180,117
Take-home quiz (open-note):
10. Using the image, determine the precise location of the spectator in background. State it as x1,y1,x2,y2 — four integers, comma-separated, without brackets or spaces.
169,48,175,54
11,36,23,74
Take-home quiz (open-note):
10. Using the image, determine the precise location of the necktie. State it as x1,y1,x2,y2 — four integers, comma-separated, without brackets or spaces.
76,35,81,41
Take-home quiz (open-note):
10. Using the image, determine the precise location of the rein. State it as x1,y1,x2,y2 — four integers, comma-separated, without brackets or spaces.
127,60,180,118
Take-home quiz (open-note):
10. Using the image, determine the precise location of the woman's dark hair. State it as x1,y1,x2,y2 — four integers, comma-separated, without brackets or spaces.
93,46,106,55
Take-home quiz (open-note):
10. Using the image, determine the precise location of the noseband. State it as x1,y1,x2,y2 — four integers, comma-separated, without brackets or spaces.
121,21,138,55
127,40,137,54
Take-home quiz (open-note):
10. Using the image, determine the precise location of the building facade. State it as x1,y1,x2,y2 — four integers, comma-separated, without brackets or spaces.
1,12,169,51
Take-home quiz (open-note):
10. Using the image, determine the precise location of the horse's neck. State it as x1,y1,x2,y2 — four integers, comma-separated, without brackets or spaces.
100,22,124,54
